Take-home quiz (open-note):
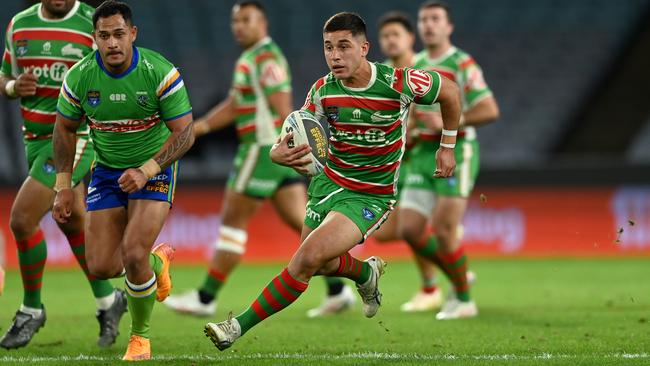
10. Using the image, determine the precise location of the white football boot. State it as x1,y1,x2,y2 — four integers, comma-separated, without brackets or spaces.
400,287,443,312
204,316,241,351
355,256,386,318
435,298,478,320
164,290,216,317
307,285,356,318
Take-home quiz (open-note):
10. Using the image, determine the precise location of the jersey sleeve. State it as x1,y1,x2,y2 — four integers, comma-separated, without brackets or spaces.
1,20,15,77
300,77,325,120
256,52,291,96
57,69,84,120
458,57,492,109
156,64,192,121
394,68,443,106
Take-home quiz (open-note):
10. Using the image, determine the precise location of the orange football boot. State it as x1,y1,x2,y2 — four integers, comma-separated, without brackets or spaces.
122,335,151,361
151,243,175,302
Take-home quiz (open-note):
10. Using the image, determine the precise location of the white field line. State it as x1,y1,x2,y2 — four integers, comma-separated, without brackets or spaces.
0,352,649,362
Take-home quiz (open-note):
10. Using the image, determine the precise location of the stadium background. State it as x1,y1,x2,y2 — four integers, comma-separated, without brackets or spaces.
1,0,650,267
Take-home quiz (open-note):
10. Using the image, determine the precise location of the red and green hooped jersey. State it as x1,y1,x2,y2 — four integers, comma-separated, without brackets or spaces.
231,37,291,145
58,46,192,169
412,46,492,141
302,62,442,198
1,1,95,140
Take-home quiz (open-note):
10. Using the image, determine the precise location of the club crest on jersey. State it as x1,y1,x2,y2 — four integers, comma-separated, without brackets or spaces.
16,40,28,56
326,106,339,122
405,69,433,97
87,90,101,107
42,158,55,174
362,207,376,221
136,91,149,106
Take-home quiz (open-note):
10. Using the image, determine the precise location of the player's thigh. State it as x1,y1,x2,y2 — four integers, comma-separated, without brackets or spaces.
85,206,128,276
220,188,264,229
270,181,307,233
9,176,55,238
371,210,399,243
123,199,171,252
289,211,363,276
398,187,436,243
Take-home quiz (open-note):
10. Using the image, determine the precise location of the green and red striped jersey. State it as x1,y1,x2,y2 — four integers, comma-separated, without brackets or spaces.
412,46,492,141
231,37,291,145
302,62,442,198
1,1,95,140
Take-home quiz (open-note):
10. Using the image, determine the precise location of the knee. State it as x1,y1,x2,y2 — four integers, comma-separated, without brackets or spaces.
292,246,327,277
400,223,424,247
435,222,456,242
87,255,121,279
121,244,150,275
9,210,37,239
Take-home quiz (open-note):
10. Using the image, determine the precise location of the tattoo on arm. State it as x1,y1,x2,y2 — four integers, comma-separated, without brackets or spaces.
154,122,195,170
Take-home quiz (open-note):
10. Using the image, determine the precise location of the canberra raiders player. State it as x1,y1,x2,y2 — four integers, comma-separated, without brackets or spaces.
164,0,353,319
52,1,194,360
203,12,461,350
398,0,499,320
0,0,125,349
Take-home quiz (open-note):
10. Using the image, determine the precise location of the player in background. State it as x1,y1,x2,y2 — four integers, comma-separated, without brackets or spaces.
203,12,461,350
398,0,500,319
0,0,126,349
52,1,194,360
371,11,443,312
164,0,353,319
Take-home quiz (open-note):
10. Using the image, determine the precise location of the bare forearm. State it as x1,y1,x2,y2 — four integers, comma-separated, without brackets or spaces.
53,121,79,173
194,96,235,136
153,122,195,170
439,97,461,132
0,75,16,99
462,96,499,127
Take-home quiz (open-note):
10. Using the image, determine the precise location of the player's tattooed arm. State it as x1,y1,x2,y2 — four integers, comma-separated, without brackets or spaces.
154,114,196,170
53,113,82,175
52,113,82,223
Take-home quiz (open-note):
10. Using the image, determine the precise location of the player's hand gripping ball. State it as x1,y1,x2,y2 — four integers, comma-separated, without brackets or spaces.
274,110,328,176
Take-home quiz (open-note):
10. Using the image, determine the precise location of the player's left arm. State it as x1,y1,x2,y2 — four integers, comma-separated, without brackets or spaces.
459,59,499,126
118,114,195,194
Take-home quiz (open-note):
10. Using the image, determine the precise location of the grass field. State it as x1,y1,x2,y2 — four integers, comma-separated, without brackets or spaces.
0,258,649,365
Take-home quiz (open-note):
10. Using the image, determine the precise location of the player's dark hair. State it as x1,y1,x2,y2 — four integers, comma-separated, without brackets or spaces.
419,0,453,24
93,1,133,28
378,11,414,34
323,12,367,39
235,0,266,16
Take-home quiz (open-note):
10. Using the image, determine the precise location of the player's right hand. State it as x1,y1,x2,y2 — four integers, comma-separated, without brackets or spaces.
52,188,74,224
270,133,312,172
14,69,38,97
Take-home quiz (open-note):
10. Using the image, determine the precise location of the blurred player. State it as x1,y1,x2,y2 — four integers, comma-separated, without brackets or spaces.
52,1,194,360
203,12,461,350
398,0,500,319
0,0,126,349
164,0,353,319
373,11,443,312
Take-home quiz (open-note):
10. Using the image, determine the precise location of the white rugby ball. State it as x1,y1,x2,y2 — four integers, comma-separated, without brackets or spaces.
280,110,328,176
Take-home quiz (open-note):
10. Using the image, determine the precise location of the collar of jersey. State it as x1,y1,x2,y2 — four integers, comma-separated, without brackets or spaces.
37,1,80,22
425,46,457,64
96,46,139,79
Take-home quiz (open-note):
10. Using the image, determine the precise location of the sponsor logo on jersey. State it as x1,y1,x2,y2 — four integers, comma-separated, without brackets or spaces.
145,181,169,194
109,93,127,102
334,128,386,143
26,62,69,82
149,173,169,182
326,106,339,122
42,41,52,55
136,92,149,107
87,186,97,194
16,39,28,56
383,73,396,84
61,43,84,58
406,69,433,97
362,207,376,221
371,111,394,123
87,90,101,107
352,108,362,120
143,59,154,70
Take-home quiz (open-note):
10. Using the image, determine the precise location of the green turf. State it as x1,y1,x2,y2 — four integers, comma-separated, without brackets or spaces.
0,259,649,365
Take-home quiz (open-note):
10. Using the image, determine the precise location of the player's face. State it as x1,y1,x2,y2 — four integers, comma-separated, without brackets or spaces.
323,31,369,80
94,15,138,71
41,0,75,18
418,7,453,47
231,5,267,48
379,23,414,60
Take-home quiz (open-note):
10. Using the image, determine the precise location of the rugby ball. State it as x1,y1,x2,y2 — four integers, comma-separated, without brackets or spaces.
280,110,328,176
